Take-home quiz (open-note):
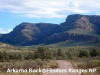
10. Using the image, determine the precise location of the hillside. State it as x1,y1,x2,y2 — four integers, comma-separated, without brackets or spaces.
0,23,58,45
45,14,100,44
0,14,100,46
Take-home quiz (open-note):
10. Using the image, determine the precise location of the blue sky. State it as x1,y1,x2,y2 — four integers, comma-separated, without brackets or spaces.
0,12,65,33
0,0,100,33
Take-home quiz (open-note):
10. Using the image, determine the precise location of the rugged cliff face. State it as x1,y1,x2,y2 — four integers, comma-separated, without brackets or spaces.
0,14,100,46
45,14,100,44
58,14,94,33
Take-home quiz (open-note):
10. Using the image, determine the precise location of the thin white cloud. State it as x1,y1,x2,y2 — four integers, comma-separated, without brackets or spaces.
0,0,100,18
0,28,12,34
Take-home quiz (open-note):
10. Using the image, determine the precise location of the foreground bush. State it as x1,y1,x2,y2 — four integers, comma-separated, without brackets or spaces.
0,60,58,72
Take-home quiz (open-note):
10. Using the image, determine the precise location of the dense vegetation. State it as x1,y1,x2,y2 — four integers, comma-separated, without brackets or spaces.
0,44,100,75
0,46,100,61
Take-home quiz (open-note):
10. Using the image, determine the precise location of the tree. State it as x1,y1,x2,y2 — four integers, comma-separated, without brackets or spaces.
90,49,99,57
57,49,65,59
34,46,53,60
79,50,90,58
25,52,34,60
9,53,24,60
0,51,9,62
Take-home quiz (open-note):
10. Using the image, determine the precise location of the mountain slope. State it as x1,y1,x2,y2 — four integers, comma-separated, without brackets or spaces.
45,14,100,44
0,22,58,45
0,14,100,46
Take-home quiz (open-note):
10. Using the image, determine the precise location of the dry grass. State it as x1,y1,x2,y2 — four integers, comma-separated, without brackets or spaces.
0,60,58,75
70,58,100,75
0,72,40,75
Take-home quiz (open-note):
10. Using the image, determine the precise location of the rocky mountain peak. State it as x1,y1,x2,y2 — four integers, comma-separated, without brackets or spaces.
0,14,100,46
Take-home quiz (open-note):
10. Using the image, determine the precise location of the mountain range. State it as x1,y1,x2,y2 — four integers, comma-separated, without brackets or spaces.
0,14,100,46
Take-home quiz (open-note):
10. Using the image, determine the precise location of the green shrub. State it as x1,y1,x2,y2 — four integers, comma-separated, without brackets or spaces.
34,46,53,60
79,50,90,58
56,49,66,59
35,58,44,68
90,49,99,57
9,53,24,60
0,51,9,62
24,52,34,60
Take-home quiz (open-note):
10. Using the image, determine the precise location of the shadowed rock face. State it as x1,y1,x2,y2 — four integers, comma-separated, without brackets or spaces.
0,14,100,46
0,23,58,45
45,14,100,44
